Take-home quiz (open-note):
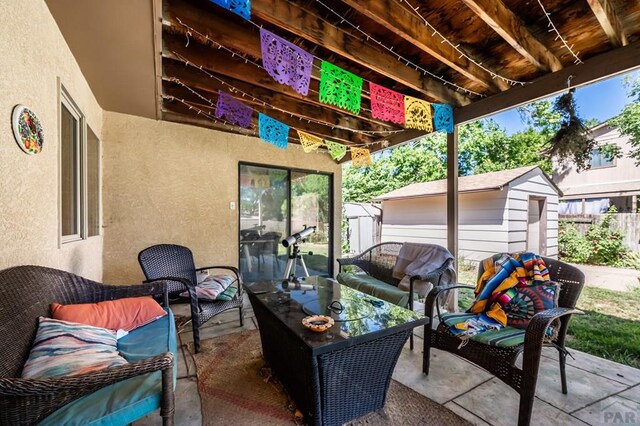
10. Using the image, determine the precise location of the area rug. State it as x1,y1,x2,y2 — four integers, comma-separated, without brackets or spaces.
187,330,471,425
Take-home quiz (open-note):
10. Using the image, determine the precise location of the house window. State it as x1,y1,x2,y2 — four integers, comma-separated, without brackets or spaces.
590,148,615,169
60,86,101,242
87,126,100,237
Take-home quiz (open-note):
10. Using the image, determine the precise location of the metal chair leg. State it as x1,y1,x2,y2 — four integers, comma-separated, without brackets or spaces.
239,306,244,327
559,349,568,394
422,330,431,375
193,319,201,353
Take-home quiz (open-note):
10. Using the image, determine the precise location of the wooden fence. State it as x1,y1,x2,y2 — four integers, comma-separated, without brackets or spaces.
560,213,640,251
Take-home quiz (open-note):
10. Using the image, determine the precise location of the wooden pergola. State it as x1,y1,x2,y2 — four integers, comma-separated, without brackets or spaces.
158,0,640,261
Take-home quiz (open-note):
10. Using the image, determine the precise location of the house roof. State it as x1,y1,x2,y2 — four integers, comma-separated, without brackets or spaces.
375,165,560,201
45,0,640,159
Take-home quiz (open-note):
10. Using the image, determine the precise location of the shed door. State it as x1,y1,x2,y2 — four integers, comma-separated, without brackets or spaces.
527,197,547,255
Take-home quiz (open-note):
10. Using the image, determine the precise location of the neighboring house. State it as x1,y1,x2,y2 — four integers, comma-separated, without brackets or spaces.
374,166,560,262
553,123,640,214
344,203,382,254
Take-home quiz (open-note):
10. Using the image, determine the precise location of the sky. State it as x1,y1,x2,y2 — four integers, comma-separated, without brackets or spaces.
489,71,637,135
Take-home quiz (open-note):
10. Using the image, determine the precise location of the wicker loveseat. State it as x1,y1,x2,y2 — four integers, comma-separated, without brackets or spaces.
0,266,176,426
337,242,453,350
337,242,453,310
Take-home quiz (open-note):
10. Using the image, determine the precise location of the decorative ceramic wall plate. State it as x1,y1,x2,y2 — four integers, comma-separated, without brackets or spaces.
12,105,44,154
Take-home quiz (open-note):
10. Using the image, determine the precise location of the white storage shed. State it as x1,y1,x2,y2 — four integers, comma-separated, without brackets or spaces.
374,166,561,262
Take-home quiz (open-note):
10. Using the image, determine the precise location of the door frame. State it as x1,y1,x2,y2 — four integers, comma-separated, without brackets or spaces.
526,195,548,256
238,161,335,277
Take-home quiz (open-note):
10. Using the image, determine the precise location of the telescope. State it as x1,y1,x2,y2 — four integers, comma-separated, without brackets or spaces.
282,226,317,248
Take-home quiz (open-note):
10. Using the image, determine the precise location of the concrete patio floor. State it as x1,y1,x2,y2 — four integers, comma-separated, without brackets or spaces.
136,296,640,426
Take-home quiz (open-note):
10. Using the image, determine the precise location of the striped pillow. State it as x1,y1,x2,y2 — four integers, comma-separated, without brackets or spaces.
181,274,237,301
21,317,128,379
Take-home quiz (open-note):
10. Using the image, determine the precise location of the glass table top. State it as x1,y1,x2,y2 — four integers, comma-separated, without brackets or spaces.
245,276,428,352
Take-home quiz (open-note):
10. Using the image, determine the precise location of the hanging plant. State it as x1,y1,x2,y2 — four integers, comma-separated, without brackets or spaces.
543,89,595,171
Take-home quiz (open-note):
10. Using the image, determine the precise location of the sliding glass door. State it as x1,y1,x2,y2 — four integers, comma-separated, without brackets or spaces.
239,163,332,282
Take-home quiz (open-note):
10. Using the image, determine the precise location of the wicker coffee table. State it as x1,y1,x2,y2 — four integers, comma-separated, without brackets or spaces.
245,276,428,426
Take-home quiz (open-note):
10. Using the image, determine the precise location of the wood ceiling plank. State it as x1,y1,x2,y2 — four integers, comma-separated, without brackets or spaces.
586,0,628,47
339,0,510,91
460,0,562,72
162,59,398,134
163,34,398,131
249,0,471,105
163,81,368,144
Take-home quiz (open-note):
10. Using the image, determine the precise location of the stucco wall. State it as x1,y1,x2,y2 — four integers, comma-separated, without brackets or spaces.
0,0,103,279
102,112,342,283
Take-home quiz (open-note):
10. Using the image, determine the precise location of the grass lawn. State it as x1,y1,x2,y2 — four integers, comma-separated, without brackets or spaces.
456,262,640,369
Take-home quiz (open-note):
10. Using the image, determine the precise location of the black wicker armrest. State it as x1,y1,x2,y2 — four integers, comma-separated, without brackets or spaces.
336,256,370,274
84,281,168,304
195,265,244,296
0,352,174,424
425,284,475,320
524,307,582,351
409,260,454,282
336,257,359,266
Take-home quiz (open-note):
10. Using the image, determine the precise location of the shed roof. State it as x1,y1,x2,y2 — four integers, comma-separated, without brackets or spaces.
375,165,559,201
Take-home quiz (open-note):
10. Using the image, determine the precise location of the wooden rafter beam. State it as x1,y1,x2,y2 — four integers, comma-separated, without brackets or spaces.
162,33,396,130
460,0,562,72
586,0,628,47
249,0,471,105
162,59,396,136
456,41,640,124
163,81,369,145
339,0,510,92
162,102,257,137
164,0,469,105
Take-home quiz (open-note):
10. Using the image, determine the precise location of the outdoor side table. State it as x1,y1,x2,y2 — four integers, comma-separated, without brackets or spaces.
245,276,428,426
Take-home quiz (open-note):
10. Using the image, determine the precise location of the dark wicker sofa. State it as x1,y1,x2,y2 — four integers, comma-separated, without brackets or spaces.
0,266,175,426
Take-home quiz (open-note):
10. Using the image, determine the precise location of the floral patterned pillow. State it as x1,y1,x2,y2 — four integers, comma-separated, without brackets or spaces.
504,281,560,329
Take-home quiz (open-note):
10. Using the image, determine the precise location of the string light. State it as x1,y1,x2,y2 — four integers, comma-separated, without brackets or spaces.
396,0,528,86
163,90,383,154
314,0,485,97
168,57,405,137
163,94,334,153
174,17,386,115
163,94,258,135
536,0,583,64
173,15,472,113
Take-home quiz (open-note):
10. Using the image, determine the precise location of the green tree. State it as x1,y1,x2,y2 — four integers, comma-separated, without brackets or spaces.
343,115,554,203
610,73,640,165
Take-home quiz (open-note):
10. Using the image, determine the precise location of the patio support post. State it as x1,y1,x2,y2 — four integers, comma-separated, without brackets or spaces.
447,126,459,311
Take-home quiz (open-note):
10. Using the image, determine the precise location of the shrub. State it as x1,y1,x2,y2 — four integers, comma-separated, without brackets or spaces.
559,206,628,266
558,222,591,263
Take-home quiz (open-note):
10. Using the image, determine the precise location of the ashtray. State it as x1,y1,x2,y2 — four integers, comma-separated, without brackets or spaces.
302,315,335,332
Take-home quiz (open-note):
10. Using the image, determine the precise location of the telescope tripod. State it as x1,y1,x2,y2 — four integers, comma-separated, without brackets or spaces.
283,242,310,282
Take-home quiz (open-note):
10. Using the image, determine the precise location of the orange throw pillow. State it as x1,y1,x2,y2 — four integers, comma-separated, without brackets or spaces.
51,297,167,332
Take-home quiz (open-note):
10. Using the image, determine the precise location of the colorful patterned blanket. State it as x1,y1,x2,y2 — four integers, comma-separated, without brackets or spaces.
450,252,550,339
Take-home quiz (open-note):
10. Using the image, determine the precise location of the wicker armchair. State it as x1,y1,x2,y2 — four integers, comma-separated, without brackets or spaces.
337,242,454,349
0,265,175,426
423,256,585,426
138,244,244,353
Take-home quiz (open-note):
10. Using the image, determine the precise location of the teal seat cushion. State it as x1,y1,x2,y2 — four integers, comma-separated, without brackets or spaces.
39,308,177,426
441,312,525,348
337,272,410,307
